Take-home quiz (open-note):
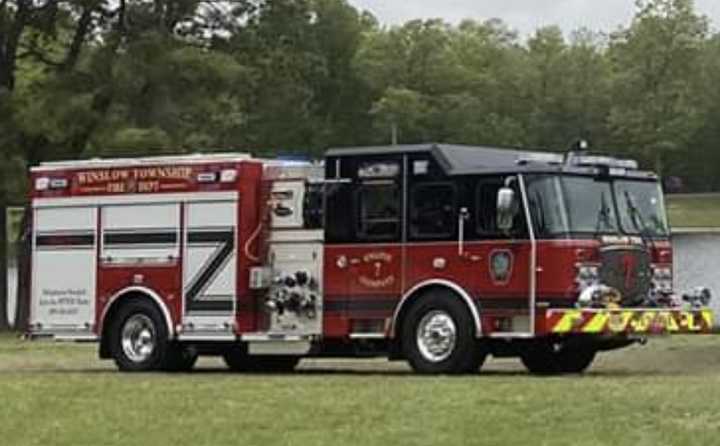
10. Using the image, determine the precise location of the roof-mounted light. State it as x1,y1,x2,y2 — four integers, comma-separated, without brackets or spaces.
516,153,564,166
49,178,69,189
35,177,50,191
220,169,237,183
197,172,218,183
358,161,400,178
35,177,69,191
571,155,639,170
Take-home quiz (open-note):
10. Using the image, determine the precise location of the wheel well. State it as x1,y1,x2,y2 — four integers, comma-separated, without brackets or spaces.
98,291,171,359
389,284,480,359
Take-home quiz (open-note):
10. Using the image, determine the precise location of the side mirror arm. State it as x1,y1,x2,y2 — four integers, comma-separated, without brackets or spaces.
458,207,469,256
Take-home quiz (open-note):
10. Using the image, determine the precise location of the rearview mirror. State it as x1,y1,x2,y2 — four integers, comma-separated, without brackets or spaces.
497,187,517,232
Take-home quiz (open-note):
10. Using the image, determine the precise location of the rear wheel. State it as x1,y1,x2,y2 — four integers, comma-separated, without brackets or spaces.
110,300,169,372
401,291,485,374
520,340,596,375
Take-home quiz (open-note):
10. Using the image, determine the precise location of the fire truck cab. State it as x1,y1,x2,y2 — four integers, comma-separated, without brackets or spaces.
28,144,713,374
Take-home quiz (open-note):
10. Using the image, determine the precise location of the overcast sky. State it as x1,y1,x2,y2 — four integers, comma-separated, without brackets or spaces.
349,0,720,36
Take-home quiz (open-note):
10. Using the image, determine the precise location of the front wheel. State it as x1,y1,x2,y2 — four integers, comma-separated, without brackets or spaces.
520,340,596,375
402,292,485,374
110,300,169,372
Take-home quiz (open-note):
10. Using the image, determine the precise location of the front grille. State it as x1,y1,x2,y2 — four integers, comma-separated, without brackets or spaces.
599,246,652,306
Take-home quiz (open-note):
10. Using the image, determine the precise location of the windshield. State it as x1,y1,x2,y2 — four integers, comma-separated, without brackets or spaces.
615,180,669,237
561,177,618,234
525,175,668,238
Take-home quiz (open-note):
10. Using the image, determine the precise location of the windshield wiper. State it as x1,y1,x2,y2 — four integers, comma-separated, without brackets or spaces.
594,191,613,236
623,191,646,233
623,190,656,249
532,192,547,234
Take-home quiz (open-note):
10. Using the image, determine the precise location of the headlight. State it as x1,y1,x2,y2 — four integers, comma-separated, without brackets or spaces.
652,265,673,293
578,265,599,280
575,263,600,290
653,266,672,280
683,287,712,307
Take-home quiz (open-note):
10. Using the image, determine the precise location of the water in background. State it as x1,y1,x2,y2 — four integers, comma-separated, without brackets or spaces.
673,233,720,319
5,234,720,326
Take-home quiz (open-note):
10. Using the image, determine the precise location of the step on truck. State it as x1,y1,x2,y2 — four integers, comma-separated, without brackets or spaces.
26,143,714,374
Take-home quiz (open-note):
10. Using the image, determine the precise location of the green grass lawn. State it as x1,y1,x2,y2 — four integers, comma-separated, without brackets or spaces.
667,194,720,228
2,335,720,446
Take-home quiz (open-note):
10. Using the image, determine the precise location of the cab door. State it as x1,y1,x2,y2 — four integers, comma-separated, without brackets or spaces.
472,176,534,335
346,178,403,303
323,156,404,337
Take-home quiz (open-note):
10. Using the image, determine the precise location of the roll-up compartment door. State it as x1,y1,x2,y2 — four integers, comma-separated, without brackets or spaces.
31,206,97,333
101,203,180,264
182,199,237,336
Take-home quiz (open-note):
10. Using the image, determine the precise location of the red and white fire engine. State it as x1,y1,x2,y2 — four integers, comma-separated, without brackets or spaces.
27,143,713,374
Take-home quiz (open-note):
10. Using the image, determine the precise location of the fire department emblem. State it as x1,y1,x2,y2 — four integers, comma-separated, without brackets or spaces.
357,252,395,289
489,250,513,284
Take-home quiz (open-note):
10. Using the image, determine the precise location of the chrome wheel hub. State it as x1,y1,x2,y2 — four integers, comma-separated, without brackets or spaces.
121,314,157,363
416,310,457,363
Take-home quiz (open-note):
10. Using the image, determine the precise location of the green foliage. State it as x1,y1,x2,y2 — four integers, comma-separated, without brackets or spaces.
1,0,720,192
370,87,427,144
89,36,252,154
607,0,708,171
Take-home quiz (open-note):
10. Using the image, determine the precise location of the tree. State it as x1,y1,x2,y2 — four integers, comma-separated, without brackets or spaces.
563,29,612,147
3,0,121,331
0,0,86,329
607,0,708,172
440,19,527,146
370,87,428,144
524,26,573,149
307,0,375,148
679,34,720,191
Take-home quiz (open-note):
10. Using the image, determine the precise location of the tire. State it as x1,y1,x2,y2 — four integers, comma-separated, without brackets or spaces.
163,343,198,372
401,291,485,374
520,340,596,375
109,300,169,372
223,348,300,373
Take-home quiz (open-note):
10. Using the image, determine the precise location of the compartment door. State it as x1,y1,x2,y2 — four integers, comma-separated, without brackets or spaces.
32,206,97,335
183,200,237,335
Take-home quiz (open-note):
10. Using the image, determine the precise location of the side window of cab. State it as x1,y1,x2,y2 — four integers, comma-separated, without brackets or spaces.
409,182,457,240
475,177,527,239
357,181,401,241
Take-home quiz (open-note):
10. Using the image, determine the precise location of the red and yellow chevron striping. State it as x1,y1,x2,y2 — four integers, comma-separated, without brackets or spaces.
546,309,714,334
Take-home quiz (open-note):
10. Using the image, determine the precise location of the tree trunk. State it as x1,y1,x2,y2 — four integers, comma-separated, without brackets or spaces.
13,206,31,332
0,188,8,331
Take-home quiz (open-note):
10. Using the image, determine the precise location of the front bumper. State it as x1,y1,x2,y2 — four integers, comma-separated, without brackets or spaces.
546,308,714,334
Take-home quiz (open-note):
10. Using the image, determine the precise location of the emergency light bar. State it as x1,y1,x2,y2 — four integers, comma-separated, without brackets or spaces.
516,153,564,165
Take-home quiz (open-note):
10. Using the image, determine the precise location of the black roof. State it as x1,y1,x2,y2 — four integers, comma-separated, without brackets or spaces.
326,143,657,179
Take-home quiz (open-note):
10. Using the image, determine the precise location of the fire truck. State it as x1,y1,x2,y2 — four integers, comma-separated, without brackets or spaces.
27,143,713,374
